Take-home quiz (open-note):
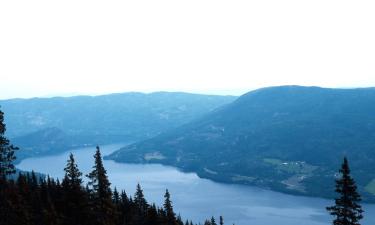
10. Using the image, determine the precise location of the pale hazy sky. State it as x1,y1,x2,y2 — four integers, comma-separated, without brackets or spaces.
1,0,374,99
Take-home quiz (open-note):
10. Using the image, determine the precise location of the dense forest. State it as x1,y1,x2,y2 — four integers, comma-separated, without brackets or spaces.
0,107,365,225
0,109,222,225
0,149,222,225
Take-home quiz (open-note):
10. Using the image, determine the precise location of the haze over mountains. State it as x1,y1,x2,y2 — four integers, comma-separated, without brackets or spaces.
0,92,236,161
107,86,375,201
4,86,375,201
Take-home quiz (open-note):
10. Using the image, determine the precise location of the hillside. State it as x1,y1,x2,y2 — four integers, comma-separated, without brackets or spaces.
12,127,84,163
107,86,375,201
0,92,236,143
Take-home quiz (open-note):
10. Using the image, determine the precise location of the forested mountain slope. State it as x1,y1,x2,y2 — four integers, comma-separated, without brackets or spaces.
107,86,375,201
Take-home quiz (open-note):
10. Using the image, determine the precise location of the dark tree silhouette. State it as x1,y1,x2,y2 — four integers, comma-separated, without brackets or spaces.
134,183,148,214
0,109,18,178
164,189,177,225
327,157,363,225
62,153,89,225
87,146,115,225
0,110,221,225
210,217,217,225
62,153,82,188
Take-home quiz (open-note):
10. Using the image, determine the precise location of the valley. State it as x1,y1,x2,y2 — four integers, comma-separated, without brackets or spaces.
16,144,375,225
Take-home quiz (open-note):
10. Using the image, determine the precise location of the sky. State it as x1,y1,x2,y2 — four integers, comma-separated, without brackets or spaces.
0,0,375,99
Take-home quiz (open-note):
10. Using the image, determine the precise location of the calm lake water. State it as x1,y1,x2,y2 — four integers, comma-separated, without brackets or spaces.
17,144,375,225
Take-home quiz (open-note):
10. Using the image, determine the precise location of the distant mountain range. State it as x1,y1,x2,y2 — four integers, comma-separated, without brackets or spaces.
0,92,236,160
106,86,375,201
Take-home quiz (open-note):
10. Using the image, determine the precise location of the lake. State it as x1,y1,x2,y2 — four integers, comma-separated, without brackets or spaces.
16,144,375,225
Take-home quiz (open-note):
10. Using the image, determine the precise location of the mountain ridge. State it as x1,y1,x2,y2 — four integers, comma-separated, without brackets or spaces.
0,91,236,140
107,85,375,201
1,91,236,161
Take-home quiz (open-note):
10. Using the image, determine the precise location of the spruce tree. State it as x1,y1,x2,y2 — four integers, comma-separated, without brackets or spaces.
112,187,120,205
0,109,18,178
204,220,211,225
176,214,184,225
87,146,115,225
62,153,88,225
327,157,363,225
134,183,148,215
62,153,82,188
219,216,224,225
210,217,217,225
164,189,177,225
145,203,159,225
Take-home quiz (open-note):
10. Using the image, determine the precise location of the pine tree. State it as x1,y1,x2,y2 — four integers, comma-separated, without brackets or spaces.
204,220,211,225
62,153,88,225
145,203,159,225
0,180,31,225
134,183,148,215
219,216,224,225
40,180,61,225
62,153,82,188
210,217,217,225
0,124,205,225
87,146,115,225
327,157,363,225
0,109,18,178
164,189,177,225
176,214,184,225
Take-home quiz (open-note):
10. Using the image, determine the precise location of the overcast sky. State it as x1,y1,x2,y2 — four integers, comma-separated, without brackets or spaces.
1,0,374,99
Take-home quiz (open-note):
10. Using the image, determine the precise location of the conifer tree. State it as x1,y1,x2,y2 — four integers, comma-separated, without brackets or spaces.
62,153,88,225
0,111,207,225
327,157,363,225
219,216,224,225
134,183,148,215
210,217,217,225
176,214,184,225
40,180,61,225
62,153,82,188
113,187,120,205
145,203,159,225
87,146,115,225
164,189,177,225
1,180,31,225
204,220,211,225
0,109,18,178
